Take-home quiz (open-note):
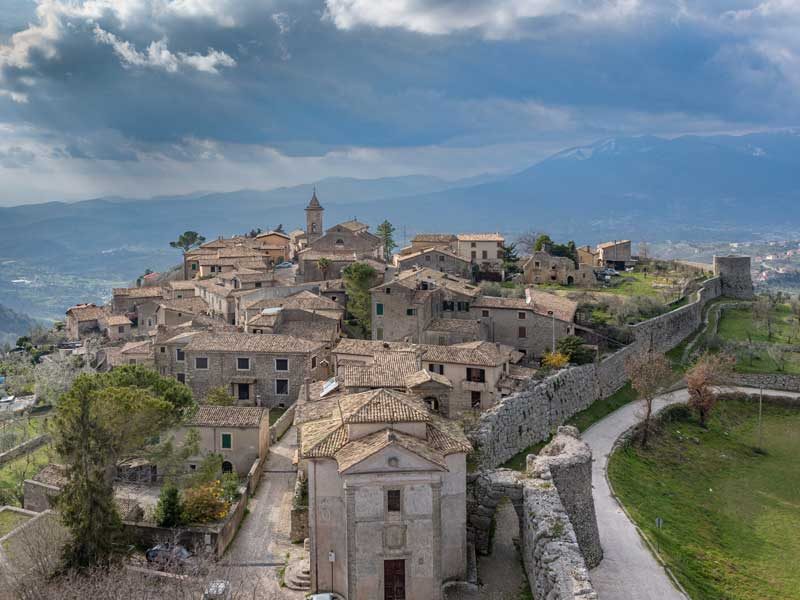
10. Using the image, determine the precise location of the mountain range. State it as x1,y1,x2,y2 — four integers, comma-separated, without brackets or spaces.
2,130,799,320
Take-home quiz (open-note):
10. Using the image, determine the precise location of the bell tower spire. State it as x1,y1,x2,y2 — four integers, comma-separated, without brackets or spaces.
305,187,324,244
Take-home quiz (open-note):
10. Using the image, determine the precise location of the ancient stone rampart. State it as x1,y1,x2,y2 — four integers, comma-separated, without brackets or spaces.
470,277,723,469
467,428,599,599
726,373,800,393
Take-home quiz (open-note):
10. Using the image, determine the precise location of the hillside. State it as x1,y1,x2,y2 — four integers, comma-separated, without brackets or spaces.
0,304,37,347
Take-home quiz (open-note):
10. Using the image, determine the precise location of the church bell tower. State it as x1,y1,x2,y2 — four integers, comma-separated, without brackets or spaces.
305,188,324,244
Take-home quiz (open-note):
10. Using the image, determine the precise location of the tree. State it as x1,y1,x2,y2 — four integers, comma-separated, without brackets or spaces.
625,351,673,447
317,257,332,281
516,230,544,255
154,484,183,527
205,386,235,406
533,234,553,252
686,352,733,428
169,231,206,253
34,353,93,406
542,351,569,369
181,481,230,524
376,220,397,261
54,369,196,568
500,243,521,277
342,262,377,337
556,335,595,365
752,295,774,341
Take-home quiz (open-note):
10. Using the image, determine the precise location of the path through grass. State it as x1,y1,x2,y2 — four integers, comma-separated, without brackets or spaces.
609,399,800,600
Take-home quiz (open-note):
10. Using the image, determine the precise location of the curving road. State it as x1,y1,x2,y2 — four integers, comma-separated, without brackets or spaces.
584,386,800,600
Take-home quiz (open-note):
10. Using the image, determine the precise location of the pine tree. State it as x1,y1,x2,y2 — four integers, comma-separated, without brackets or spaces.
155,484,183,528
342,262,377,337
376,220,397,261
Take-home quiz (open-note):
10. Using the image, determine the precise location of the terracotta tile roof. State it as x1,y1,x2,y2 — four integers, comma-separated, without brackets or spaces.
396,247,468,263
333,339,416,356
167,280,198,290
405,369,452,388
334,429,447,472
245,290,341,313
337,219,369,232
302,419,348,458
411,233,457,243
473,291,578,322
382,267,481,297
427,318,480,336
67,304,106,321
426,416,472,454
195,279,235,297
419,341,510,367
189,405,266,428
277,317,339,342
297,250,359,261
158,297,208,315
32,463,67,487
338,389,431,424
456,233,504,242
184,332,323,354
597,239,631,249
113,287,164,299
256,230,291,240
120,340,152,356
103,315,132,326
341,351,420,388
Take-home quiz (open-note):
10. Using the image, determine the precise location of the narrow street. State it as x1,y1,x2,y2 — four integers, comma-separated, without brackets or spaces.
224,425,305,598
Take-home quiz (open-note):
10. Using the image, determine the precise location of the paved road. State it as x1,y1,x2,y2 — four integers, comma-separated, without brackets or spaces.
224,426,304,599
585,386,800,600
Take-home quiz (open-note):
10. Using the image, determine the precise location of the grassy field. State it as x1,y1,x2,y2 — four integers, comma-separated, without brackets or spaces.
0,509,31,537
537,270,685,299
268,407,286,426
718,304,800,374
609,399,800,600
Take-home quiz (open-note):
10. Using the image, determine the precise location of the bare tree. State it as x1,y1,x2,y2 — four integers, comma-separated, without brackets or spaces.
515,230,544,255
625,351,673,447
752,295,774,341
767,344,787,372
686,352,734,428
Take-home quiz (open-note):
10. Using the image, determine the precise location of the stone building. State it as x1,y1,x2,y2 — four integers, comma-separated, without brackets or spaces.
713,255,754,299
173,405,269,476
163,280,197,300
455,233,505,270
397,233,458,256
297,388,471,600
154,297,209,329
65,304,106,341
522,250,597,287
394,247,472,278
239,289,344,328
595,240,632,269
370,268,482,343
471,289,578,360
112,286,165,315
155,331,327,407
100,314,133,341
255,229,292,263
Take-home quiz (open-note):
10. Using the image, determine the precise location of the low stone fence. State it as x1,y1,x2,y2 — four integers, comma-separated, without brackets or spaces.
467,427,599,600
726,373,800,393
269,404,296,444
0,434,50,467
290,472,308,543
470,277,723,469
245,454,267,497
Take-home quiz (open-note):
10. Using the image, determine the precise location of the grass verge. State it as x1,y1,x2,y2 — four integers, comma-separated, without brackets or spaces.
609,399,800,600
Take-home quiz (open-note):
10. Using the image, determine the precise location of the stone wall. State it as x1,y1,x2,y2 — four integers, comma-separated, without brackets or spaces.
269,403,296,444
726,373,800,393
467,428,599,600
23,479,59,513
470,276,723,469
0,435,49,466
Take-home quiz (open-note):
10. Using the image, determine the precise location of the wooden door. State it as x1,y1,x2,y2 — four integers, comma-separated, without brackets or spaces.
384,559,405,600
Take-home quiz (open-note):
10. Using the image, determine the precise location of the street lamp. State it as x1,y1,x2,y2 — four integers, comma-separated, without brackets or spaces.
547,310,555,352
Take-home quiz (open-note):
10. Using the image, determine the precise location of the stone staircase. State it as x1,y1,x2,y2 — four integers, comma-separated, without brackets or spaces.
285,558,311,591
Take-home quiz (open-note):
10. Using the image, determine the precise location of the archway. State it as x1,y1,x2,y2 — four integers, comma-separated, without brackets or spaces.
222,461,234,474
567,275,574,286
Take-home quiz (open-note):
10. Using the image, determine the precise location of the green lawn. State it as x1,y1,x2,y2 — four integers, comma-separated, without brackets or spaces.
718,305,799,345
609,399,800,600
0,509,31,537
0,444,55,506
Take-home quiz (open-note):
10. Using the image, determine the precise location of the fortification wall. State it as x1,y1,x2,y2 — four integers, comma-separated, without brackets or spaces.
726,373,800,393
470,276,723,469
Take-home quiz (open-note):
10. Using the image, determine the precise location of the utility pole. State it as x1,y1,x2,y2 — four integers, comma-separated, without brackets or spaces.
758,386,764,451
548,310,555,352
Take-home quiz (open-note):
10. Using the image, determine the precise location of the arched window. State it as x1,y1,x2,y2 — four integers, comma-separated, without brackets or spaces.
222,461,234,474
311,223,317,233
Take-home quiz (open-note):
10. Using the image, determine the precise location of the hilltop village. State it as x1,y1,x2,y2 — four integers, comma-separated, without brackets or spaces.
1,191,760,600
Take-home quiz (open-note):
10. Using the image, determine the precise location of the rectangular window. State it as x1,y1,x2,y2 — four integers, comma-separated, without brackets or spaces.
176,373,185,384
376,327,384,340
482,309,490,318
466,367,486,383
387,489,401,512
311,356,317,369
518,312,526,320
439,255,445,262
255,282,262,288
457,302,470,312
425,255,431,261
191,263,197,270
406,308,416,316
275,358,289,371
482,250,488,259
275,379,289,395
221,433,232,449
428,363,444,375
195,357,209,369
237,357,250,370
518,326,527,338
376,303,384,316
176,348,185,361
534,261,540,268
385,288,391,294
470,242,476,248
160,346,166,353
471,251,476,259
442,300,455,311
118,325,125,334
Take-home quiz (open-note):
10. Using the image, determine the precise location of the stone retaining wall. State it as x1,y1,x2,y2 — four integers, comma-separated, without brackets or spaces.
269,404,296,444
470,277,723,469
726,373,800,393
0,435,50,466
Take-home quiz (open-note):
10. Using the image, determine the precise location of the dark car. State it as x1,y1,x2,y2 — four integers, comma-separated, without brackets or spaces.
145,543,198,572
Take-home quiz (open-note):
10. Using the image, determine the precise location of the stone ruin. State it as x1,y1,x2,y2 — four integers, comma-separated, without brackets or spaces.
467,426,600,599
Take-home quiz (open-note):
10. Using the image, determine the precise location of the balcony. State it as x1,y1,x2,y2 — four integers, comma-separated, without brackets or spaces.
461,380,488,392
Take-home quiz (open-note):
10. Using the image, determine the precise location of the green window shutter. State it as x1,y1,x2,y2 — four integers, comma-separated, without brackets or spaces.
376,303,384,316
221,433,232,449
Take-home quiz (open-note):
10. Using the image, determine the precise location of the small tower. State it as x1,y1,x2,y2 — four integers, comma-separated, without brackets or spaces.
305,188,324,244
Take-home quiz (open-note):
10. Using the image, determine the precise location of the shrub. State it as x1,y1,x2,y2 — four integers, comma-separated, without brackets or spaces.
556,335,595,365
542,352,569,369
220,472,242,503
205,386,235,406
154,484,183,527
181,481,230,524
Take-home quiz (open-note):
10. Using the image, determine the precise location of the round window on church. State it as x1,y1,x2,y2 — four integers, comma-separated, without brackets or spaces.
387,456,399,468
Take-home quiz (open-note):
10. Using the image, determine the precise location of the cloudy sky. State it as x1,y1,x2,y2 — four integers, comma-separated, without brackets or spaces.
0,0,798,205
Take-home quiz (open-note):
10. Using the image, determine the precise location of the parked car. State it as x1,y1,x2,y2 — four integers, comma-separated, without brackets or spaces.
144,543,198,572
600,268,619,277
203,580,231,600
275,261,294,269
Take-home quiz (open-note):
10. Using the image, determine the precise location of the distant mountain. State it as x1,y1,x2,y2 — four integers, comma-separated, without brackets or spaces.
3,131,800,319
0,303,37,346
